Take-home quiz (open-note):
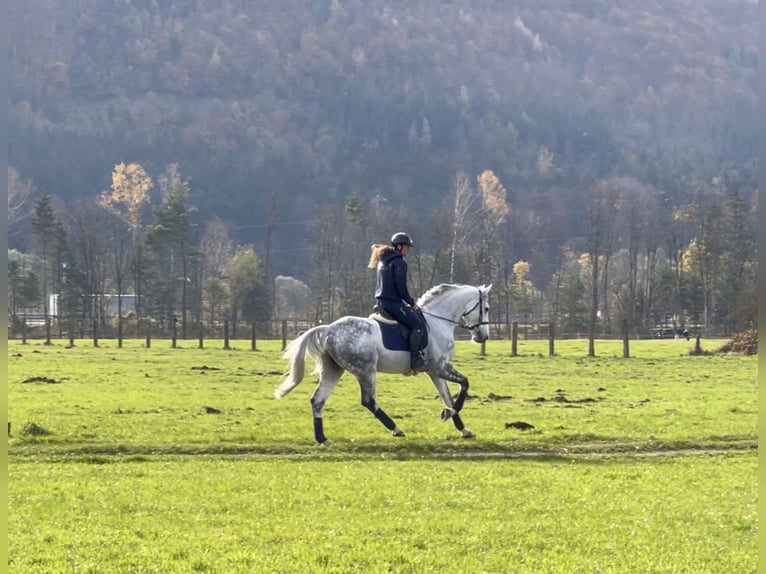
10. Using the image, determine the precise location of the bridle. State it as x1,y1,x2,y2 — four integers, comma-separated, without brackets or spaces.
422,288,488,333
460,288,489,331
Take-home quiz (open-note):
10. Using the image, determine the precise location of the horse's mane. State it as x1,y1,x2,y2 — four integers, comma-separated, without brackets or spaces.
417,283,465,307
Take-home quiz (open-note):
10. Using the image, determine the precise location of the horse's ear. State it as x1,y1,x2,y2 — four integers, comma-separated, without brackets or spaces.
484,283,493,293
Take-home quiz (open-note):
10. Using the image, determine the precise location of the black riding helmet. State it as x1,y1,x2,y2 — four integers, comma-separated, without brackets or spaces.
390,232,414,248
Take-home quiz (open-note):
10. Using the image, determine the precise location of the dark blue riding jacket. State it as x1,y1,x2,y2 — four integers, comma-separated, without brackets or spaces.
375,250,415,306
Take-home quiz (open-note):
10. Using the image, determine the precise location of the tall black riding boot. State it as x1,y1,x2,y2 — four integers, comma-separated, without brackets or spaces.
408,329,428,371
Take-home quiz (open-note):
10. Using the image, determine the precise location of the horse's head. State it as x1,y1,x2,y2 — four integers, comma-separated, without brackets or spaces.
462,284,492,343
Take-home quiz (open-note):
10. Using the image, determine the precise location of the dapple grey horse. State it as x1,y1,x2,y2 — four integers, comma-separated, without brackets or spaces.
275,283,492,444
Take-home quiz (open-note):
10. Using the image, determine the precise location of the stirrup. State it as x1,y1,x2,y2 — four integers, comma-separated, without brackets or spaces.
410,355,429,372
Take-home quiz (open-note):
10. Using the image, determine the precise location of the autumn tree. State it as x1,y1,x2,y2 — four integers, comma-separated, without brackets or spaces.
476,170,510,281
476,170,511,330
98,162,153,320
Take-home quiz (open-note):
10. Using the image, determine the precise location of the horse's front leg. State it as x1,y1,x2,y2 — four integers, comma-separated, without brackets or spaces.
428,370,474,439
438,363,470,413
428,373,456,422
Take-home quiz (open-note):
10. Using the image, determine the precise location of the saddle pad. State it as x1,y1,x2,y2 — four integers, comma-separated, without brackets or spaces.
375,321,409,352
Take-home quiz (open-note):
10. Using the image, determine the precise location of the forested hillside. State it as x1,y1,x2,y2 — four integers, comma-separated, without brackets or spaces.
8,0,757,337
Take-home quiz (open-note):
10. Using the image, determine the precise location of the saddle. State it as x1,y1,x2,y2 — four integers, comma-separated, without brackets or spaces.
369,304,428,355
369,304,401,326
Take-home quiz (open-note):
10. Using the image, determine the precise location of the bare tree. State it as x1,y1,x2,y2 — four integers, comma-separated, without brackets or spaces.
200,217,234,324
594,179,622,333
107,217,132,342
310,204,348,322
8,166,34,232
616,178,657,331
448,171,480,282
584,180,622,356
66,199,110,324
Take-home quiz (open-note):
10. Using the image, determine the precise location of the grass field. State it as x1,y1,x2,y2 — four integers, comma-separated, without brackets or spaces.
8,337,757,573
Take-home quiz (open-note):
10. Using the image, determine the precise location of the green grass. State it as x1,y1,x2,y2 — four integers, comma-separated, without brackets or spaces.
8,338,756,456
9,454,756,573
7,338,757,573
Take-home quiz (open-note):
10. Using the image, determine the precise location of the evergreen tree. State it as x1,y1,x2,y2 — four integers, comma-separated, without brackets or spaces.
146,166,196,337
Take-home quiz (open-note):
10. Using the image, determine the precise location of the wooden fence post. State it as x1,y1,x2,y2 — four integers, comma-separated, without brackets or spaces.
68,316,75,348
251,322,257,351
92,320,99,347
622,318,630,358
172,319,178,349
198,322,204,349
511,321,518,356
117,316,123,348
45,317,51,345
224,320,231,350
549,322,555,356
145,322,151,348
281,320,288,351
21,317,27,344
481,340,486,356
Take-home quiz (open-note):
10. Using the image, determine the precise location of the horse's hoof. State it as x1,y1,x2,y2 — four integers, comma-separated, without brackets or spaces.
392,428,406,438
461,428,475,439
441,408,456,422
318,440,332,447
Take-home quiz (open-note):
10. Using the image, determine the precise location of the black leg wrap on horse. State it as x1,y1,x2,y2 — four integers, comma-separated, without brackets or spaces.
374,408,397,431
454,384,469,412
313,417,327,444
452,413,465,432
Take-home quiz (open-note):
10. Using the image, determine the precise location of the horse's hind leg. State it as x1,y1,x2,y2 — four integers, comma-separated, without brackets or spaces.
310,356,344,444
357,372,405,438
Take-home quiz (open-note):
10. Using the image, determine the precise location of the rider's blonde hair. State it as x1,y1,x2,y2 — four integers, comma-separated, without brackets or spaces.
368,244,396,268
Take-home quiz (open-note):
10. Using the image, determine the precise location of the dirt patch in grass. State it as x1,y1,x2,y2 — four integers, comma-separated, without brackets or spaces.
21,376,63,384
20,422,52,436
486,393,513,402
505,421,535,431
526,393,602,404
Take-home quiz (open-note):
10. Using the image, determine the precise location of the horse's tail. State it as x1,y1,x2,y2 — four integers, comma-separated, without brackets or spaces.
274,325,330,399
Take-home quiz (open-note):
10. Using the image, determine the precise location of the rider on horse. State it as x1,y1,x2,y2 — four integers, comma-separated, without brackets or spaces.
368,232,429,372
